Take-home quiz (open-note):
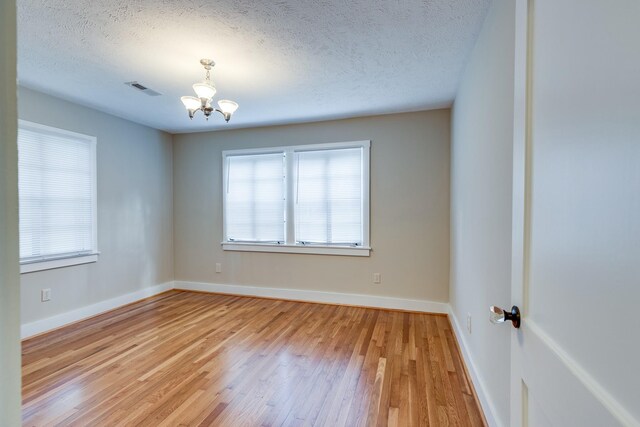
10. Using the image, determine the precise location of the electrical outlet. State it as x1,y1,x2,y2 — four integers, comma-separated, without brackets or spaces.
467,313,472,334
41,288,51,302
373,273,381,284
215,263,222,273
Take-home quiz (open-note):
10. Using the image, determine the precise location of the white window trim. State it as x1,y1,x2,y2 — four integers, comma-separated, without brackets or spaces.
18,120,99,273
221,242,370,256
222,140,371,256
20,253,99,274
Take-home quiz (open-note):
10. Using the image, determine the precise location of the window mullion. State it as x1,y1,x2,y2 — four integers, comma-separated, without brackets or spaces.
285,149,296,245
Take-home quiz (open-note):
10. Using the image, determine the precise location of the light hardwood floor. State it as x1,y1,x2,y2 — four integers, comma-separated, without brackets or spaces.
22,290,485,426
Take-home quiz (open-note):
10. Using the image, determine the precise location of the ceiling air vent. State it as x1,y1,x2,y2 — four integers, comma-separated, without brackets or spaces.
124,81,162,96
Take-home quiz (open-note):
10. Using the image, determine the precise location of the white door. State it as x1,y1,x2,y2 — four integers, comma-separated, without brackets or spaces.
507,1,640,426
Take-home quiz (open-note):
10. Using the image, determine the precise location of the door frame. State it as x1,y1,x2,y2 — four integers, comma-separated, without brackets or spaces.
509,0,529,421
0,0,21,423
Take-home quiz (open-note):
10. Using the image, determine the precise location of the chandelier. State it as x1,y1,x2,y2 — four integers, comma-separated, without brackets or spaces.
180,59,239,122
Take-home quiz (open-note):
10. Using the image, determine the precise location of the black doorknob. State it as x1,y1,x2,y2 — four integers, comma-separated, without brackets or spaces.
489,305,521,328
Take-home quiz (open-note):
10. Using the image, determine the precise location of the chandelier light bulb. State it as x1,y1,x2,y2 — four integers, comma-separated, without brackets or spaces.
192,82,216,100
181,96,201,111
217,100,239,115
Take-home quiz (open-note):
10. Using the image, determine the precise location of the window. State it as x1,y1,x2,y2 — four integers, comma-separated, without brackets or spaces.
18,120,98,273
226,152,285,243
222,140,370,256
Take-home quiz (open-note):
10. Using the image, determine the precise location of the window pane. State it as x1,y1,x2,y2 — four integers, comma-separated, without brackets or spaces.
18,124,96,261
295,147,363,245
226,153,285,242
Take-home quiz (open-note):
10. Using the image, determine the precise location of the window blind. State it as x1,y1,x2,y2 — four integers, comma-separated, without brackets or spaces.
225,152,285,242
295,147,363,245
18,123,97,262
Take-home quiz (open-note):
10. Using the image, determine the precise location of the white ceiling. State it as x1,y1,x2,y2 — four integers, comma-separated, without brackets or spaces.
17,0,491,134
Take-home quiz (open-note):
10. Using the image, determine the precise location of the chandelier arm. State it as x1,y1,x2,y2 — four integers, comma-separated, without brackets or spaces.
187,107,198,120
214,108,232,123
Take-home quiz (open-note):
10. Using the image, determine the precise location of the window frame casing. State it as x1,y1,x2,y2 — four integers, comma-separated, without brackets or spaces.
222,140,370,256
17,120,99,273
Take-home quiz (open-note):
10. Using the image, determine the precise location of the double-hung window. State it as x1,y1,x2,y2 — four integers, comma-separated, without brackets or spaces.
18,120,98,273
223,140,370,256
225,152,286,243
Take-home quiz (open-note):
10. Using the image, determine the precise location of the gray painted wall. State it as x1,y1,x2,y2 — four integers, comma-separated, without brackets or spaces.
450,1,516,425
18,87,174,324
0,0,21,423
173,110,451,303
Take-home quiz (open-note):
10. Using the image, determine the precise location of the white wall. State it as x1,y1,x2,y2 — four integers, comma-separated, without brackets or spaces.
18,87,174,325
450,1,516,426
173,110,451,303
0,0,21,423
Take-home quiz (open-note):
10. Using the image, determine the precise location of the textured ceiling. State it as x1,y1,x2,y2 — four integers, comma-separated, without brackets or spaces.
17,0,491,133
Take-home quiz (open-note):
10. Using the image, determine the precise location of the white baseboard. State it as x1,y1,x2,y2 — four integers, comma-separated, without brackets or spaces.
448,306,501,427
175,280,449,314
21,280,448,339
21,282,174,339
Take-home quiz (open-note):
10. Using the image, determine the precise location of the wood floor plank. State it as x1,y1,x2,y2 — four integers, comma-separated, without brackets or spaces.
22,290,486,426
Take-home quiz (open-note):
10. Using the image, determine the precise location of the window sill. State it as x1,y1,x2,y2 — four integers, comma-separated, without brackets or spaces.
20,253,99,274
222,242,370,257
